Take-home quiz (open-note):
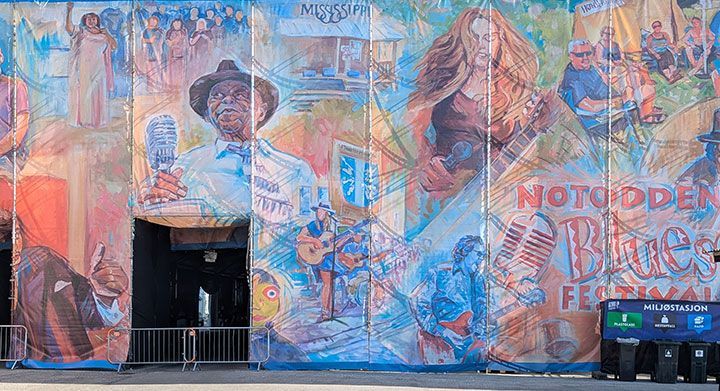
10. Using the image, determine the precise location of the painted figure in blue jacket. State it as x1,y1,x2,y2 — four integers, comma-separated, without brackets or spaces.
411,235,486,365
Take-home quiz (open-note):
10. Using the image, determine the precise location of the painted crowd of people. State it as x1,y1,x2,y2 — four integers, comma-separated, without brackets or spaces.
136,2,250,93
63,1,251,112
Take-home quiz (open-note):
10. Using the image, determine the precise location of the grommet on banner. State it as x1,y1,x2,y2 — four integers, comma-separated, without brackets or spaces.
701,249,720,263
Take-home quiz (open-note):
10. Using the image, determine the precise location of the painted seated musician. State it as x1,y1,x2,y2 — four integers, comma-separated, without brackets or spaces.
335,232,370,312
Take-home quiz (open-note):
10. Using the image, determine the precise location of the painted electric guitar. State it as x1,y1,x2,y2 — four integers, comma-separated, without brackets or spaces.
416,90,556,242
423,287,547,363
297,218,372,266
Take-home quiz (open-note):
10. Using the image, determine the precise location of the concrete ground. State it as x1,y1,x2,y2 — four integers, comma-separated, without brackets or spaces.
0,366,718,390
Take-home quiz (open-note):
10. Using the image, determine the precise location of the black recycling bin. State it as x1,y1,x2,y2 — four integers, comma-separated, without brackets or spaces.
654,341,681,384
616,337,639,381
717,342,720,384
686,342,710,383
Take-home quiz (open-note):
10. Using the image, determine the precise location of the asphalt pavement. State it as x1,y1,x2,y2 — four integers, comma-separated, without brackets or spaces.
0,366,717,390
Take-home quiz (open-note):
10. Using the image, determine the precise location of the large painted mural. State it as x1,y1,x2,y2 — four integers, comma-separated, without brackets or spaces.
0,0,719,372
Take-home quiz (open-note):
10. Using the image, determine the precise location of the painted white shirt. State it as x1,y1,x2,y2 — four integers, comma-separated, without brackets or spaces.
143,138,315,224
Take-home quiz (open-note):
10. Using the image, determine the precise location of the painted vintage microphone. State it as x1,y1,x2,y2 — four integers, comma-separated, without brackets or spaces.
492,212,557,302
145,114,178,173
142,114,214,219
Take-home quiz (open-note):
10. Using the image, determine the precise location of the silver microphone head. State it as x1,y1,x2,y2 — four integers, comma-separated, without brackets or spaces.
145,114,178,172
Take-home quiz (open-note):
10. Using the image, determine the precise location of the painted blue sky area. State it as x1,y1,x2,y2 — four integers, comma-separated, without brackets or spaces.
0,0,698,6
0,0,249,3
0,17,10,75
0,0,643,9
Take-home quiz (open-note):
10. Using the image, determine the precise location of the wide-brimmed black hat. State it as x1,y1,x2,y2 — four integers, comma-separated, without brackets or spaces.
311,202,335,215
189,60,279,129
697,108,720,143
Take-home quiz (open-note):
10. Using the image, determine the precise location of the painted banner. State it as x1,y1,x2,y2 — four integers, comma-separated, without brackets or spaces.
250,0,720,372
250,0,372,368
131,0,252,230
13,0,132,368
0,2,12,253
1,0,720,372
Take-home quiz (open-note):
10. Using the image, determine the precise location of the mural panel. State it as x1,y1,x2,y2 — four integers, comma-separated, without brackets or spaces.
251,0,372,368
131,0,253,229
13,0,132,368
482,0,611,371
369,1,490,370
609,1,720,307
0,1,14,251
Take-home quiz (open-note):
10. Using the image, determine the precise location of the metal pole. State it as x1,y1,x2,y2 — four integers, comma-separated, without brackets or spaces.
329,218,338,319
703,0,708,75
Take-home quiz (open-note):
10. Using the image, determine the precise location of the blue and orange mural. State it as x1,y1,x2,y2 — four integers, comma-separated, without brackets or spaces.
0,0,717,372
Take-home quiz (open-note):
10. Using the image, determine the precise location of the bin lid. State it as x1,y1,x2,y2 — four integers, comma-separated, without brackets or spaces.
653,340,682,345
616,337,640,346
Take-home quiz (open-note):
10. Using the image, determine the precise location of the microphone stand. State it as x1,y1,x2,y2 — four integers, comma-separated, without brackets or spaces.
324,214,348,326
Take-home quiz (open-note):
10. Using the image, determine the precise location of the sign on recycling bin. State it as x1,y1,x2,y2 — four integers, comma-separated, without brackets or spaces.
664,349,672,358
607,312,642,331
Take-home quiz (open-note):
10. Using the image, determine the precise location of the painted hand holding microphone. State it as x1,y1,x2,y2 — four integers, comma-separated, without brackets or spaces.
138,115,187,205
420,91,546,194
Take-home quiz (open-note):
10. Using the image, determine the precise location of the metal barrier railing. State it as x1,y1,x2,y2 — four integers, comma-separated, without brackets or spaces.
107,328,193,371
189,327,270,369
107,326,270,371
0,325,27,369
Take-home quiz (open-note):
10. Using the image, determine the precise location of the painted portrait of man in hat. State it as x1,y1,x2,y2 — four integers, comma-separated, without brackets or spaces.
138,60,315,223
678,108,720,186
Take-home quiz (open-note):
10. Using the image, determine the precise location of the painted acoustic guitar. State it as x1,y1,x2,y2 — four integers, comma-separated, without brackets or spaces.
297,219,372,266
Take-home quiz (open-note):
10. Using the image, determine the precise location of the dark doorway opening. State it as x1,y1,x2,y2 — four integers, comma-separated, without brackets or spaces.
131,220,250,361
0,249,10,326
